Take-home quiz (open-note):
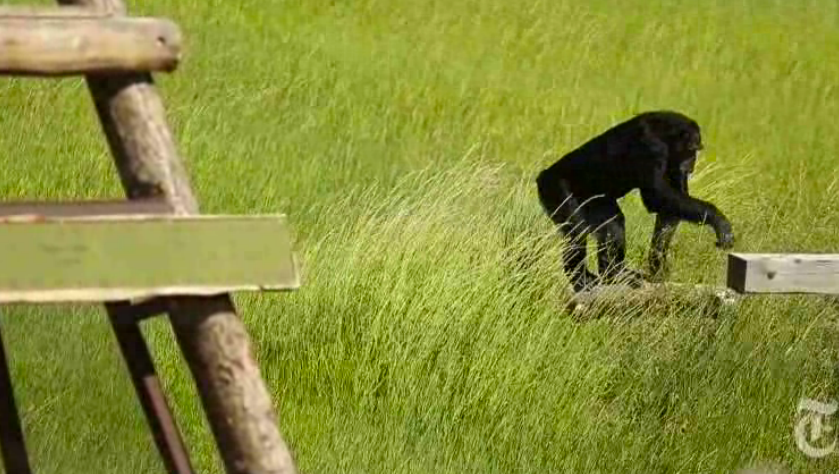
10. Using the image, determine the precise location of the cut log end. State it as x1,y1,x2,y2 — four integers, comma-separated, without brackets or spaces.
567,282,741,322
727,253,839,295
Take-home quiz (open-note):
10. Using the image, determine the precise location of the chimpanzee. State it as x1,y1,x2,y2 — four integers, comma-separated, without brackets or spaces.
535,110,734,293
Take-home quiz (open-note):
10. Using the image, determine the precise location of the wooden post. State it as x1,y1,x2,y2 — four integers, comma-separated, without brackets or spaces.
55,0,298,472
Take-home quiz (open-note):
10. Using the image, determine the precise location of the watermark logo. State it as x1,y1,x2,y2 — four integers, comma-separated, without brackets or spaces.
795,397,838,458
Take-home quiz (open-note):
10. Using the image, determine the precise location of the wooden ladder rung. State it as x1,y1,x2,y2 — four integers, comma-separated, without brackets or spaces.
0,15,182,76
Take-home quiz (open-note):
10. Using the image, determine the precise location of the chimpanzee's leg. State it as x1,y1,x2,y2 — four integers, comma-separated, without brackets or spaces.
647,170,689,282
590,200,644,287
536,176,598,292
591,201,625,281
561,223,597,292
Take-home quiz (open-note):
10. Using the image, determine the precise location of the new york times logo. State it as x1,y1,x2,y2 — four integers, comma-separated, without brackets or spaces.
795,398,838,458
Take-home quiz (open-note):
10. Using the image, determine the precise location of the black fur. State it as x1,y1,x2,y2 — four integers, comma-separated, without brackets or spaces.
536,110,734,292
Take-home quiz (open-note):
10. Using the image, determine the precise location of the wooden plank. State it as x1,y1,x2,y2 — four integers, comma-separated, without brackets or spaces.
727,253,839,294
58,0,299,471
0,16,181,76
0,215,299,304
0,198,171,217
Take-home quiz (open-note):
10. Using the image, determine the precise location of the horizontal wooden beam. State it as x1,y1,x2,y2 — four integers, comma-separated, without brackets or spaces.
727,253,839,294
0,198,171,218
0,214,299,304
0,16,181,76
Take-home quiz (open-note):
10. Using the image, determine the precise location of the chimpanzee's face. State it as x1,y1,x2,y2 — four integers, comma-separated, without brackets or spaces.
672,126,702,162
680,155,697,179
670,126,701,179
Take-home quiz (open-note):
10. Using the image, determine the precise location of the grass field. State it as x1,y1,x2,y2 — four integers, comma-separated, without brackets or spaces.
1,0,839,472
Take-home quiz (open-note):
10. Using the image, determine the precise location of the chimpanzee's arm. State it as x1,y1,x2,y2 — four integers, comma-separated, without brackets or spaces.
640,175,732,246
637,146,733,249
647,214,680,281
646,168,688,281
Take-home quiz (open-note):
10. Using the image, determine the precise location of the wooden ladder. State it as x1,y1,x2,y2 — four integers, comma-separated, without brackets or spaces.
0,2,299,474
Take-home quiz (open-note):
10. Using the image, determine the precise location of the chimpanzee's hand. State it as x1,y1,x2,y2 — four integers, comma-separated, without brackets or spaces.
715,221,735,250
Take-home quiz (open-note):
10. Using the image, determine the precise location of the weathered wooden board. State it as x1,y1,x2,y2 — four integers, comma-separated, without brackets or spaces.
0,214,298,303
0,16,181,76
727,253,839,294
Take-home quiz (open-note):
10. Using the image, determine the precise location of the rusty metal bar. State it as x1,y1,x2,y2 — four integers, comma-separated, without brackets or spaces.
0,321,32,474
107,302,194,474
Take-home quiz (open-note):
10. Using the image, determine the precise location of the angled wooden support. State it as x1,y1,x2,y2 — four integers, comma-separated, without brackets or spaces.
727,253,839,294
50,0,301,473
0,322,32,474
0,15,182,76
107,301,195,474
0,0,301,472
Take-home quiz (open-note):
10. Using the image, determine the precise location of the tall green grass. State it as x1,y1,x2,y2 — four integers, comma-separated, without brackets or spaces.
0,0,838,472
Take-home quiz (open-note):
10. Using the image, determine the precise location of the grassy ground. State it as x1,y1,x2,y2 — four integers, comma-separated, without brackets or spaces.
1,0,839,472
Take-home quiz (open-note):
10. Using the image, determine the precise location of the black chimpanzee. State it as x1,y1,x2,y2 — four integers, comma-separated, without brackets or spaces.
535,110,734,293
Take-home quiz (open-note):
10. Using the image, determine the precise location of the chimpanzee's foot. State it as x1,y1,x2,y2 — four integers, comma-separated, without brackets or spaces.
600,266,645,289
572,270,600,293
621,268,646,288
646,258,671,284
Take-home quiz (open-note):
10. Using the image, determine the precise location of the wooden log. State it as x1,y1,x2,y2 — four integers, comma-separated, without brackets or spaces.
567,282,740,322
56,1,299,472
0,214,298,304
727,253,839,294
0,16,181,76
